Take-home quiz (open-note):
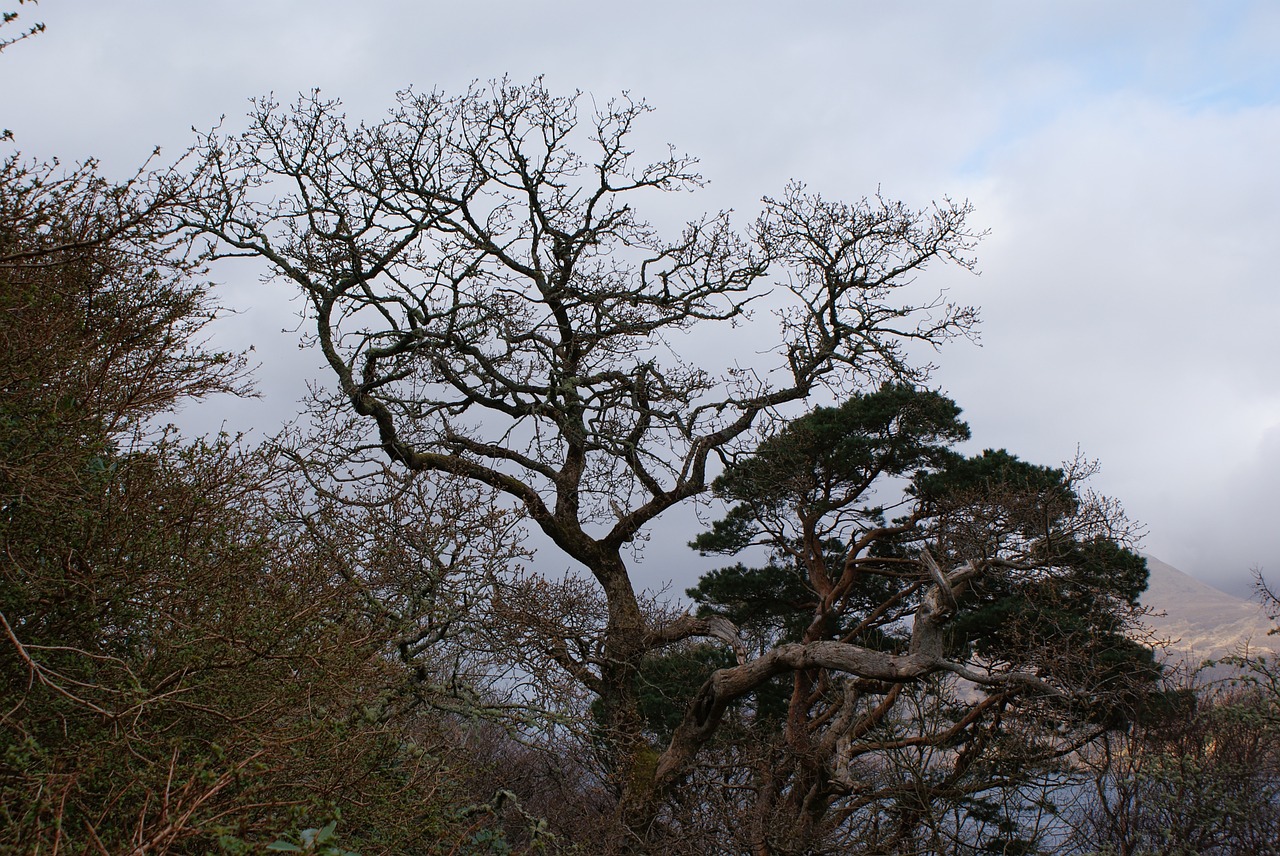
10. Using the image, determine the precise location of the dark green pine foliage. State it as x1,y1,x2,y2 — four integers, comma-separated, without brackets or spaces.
913,448,1157,724
691,382,972,557
646,383,1155,850
661,385,974,730
687,383,974,644
687,395,1152,685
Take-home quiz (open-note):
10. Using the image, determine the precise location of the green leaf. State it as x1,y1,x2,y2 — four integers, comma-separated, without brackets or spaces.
315,821,337,844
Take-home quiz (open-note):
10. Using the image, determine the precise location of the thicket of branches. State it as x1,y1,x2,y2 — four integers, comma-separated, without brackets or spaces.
0,152,550,854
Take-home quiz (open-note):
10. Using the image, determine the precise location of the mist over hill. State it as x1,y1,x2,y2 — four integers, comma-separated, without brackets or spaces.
1140,554,1278,663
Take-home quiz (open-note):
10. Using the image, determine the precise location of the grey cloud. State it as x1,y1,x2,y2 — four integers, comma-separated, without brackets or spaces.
8,0,1280,597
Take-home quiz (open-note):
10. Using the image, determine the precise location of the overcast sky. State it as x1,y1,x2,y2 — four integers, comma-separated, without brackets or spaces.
6,1,1279,598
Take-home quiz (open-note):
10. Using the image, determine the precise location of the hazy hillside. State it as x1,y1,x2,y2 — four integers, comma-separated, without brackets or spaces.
1141,555,1278,662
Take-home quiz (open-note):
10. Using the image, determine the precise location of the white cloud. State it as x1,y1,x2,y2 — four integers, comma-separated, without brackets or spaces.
8,0,1280,595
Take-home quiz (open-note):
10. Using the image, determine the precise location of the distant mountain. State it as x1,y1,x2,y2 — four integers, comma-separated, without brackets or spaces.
1139,555,1278,663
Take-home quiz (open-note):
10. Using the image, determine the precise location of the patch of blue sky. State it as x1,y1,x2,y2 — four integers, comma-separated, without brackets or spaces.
953,1,1280,178
1175,72,1280,113
1141,2,1280,113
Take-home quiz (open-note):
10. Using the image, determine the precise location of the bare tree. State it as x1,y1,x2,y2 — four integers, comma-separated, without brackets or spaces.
182,79,981,842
